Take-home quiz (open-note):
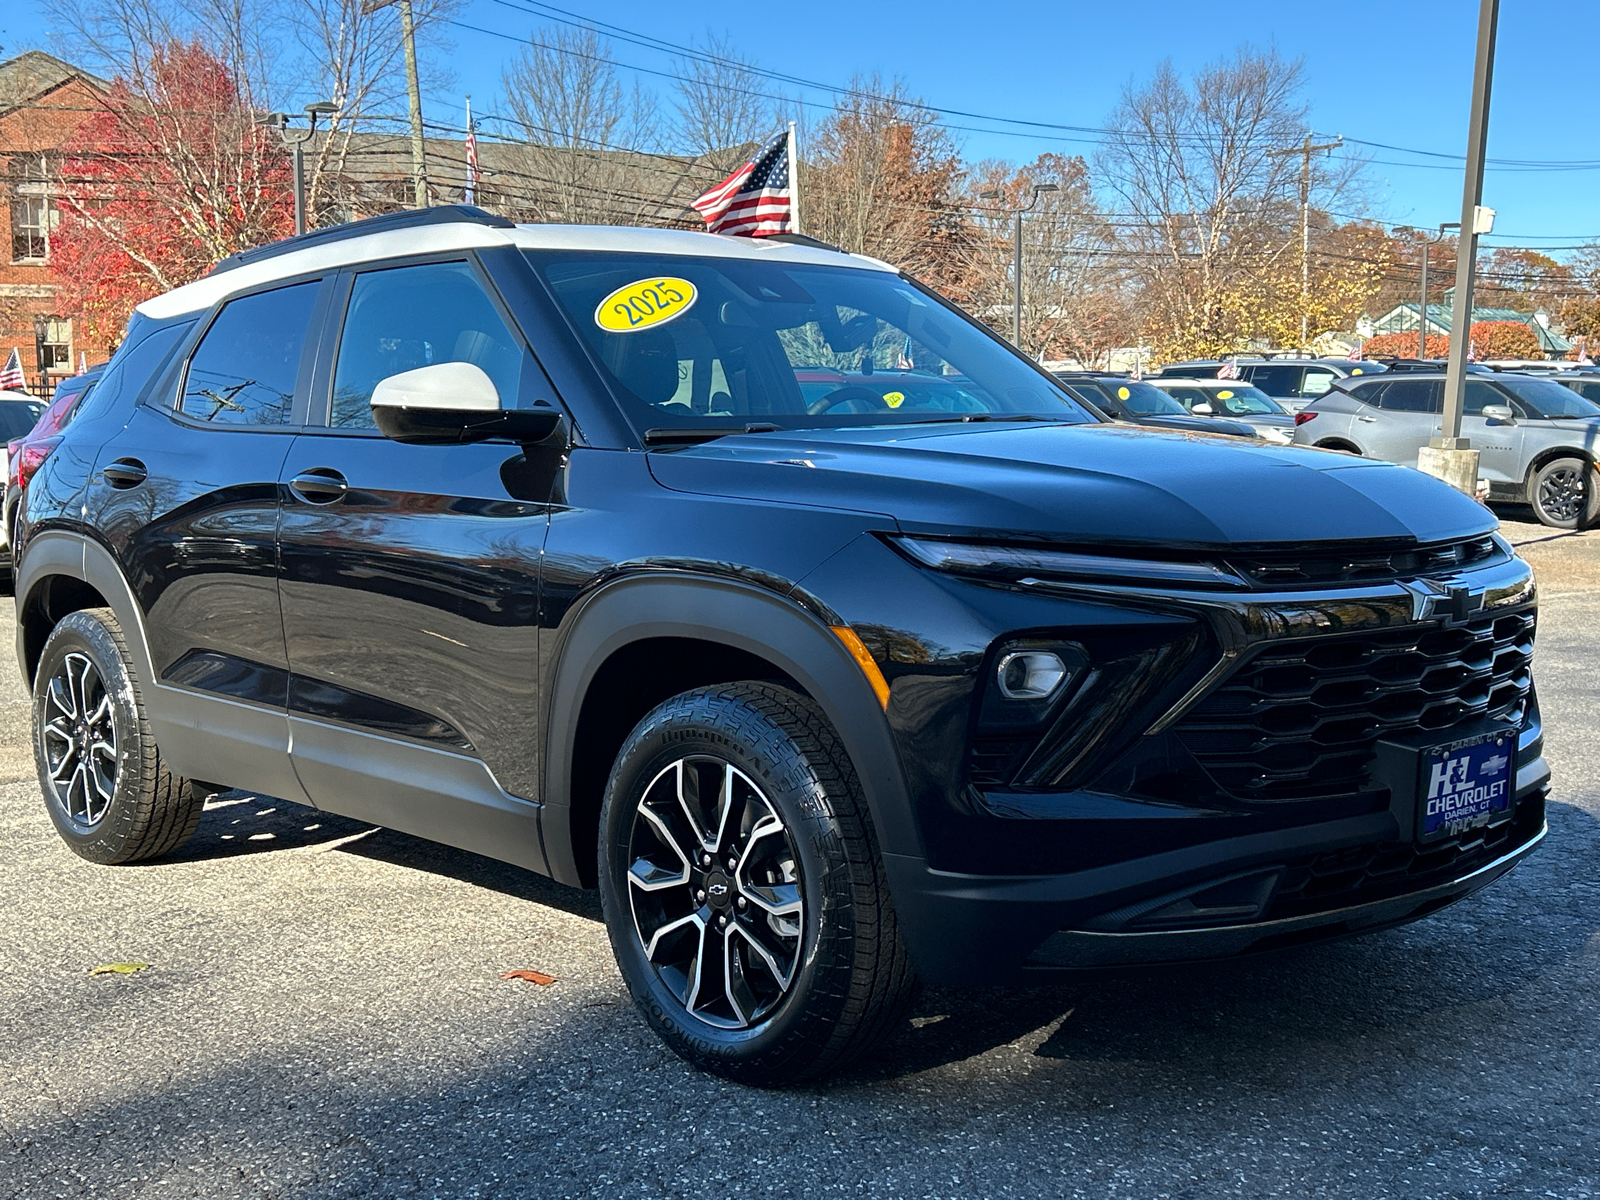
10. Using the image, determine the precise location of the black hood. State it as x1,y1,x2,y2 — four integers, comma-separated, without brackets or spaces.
646,420,1496,549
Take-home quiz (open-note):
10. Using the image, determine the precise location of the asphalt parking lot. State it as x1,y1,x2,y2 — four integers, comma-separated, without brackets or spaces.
1,516,1596,1200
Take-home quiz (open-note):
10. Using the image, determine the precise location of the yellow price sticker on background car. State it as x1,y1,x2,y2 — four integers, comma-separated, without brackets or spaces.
1117,386,1131,400
595,277,697,333
1217,389,1234,399
883,391,906,408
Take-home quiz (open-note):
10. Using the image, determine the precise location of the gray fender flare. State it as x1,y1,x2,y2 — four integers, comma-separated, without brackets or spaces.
540,574,920,887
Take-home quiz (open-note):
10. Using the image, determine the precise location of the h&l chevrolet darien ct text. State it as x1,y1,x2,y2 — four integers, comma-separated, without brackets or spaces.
15,208,1547,1085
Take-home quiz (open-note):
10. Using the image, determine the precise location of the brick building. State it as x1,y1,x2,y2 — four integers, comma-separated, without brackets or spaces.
1,51,113,397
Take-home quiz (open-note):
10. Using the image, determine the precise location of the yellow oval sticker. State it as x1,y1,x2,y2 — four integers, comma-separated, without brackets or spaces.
595,277,697,333
1351,367,1364,375
1217,389,1234,399
1117,386,1131,400
883,391,905,408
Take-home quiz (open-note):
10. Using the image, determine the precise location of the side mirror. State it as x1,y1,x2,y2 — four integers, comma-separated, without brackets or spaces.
1481,404,1516,424
1191,402,1215,416
370,362,562,445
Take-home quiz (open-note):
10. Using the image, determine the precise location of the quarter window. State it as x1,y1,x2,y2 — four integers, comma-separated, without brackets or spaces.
182,282,320,425
1244,365,1305,397
330,261,523,429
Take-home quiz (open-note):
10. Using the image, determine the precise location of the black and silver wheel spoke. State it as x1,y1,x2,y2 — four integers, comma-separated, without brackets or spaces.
627,756,804,1030
40,651,118,829
1540,468,1584,523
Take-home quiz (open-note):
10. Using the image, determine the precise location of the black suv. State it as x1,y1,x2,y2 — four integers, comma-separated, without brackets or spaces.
15,208,1548,1085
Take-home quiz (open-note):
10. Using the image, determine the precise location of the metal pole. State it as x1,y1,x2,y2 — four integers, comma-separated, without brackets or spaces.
1418,242,1428,359
787,121,802,237
292,138,306,236
1439,0,1500,447
1013,208,1023,348
399,0,428,208
1299,134,1311,351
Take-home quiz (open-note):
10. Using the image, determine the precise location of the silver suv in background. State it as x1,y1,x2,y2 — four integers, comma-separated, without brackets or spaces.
1292,371,1600,528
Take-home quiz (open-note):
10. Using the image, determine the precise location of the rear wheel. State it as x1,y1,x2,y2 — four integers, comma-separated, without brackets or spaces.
598,681,915,1085
33,609,203,863
1527,457,1600,529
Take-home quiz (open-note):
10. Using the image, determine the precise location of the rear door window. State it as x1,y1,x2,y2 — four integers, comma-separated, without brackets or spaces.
1377,380,1442,413
182,281,320,425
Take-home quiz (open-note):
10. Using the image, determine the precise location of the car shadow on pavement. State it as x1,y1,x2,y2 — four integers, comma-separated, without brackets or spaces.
841,799,1600,1086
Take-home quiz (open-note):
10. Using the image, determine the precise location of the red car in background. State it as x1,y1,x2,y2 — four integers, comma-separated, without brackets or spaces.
3,368,101,575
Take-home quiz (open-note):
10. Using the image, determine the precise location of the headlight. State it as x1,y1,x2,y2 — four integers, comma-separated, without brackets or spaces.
888,535,1248,591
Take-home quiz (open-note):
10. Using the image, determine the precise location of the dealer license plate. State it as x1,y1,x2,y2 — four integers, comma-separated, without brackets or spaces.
1419,730,1515,842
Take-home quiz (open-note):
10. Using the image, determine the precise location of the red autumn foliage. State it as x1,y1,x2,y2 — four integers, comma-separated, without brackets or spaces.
50,41,293,343
1361,321,1543,362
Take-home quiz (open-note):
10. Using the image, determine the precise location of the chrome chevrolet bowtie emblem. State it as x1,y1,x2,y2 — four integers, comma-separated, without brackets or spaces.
1399,578,1487,623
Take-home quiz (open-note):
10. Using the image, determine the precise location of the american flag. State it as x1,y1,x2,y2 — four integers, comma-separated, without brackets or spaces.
1347,340,1364,361
692,131,792,237
0,348,25,391
1216,357,1239,380
464,99,479,205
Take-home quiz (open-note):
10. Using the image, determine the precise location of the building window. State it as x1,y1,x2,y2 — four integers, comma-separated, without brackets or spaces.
11,186,59,263
37,317,71,372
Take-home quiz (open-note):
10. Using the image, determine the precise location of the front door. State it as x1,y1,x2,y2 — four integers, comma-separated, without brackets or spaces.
82,276,328,803
1461,380,1526,485
275,258,555,871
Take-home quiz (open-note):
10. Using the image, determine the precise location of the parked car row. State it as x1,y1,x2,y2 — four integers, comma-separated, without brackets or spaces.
1,370,99,576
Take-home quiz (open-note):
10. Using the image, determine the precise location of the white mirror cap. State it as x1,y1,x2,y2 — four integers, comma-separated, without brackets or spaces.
370,361,501,413
1192,403,1214,415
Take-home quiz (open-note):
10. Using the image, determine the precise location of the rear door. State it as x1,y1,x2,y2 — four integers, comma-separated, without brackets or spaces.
82,275,330,803
1364,378,1442,465
275,255,556,870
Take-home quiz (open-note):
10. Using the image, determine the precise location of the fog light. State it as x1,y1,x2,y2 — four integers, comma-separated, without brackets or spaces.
996,650,1068,700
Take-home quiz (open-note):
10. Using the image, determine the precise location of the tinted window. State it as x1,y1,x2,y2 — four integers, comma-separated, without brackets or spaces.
1114,381,1188,416
76,321,193,424
182,282,319,425
1206,385,1285,416
1574,380,1600,405
331,261,523,430
1160,384,1207,405
1463,380,1506,415
1245,365,1305,397
1345,381,1386,406
1493,375,1600,419
0,402,43,439
529,251,1090,433
1378,380,1441,413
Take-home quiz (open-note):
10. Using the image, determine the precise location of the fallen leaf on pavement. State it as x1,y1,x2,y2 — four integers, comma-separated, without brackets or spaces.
89,962,149,975
501,969,557,986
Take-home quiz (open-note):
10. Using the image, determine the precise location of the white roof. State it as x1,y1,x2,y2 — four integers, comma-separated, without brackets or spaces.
136,221,891,320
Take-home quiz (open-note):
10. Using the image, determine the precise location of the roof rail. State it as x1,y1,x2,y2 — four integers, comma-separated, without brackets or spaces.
754,231,851,254
208,205,515,276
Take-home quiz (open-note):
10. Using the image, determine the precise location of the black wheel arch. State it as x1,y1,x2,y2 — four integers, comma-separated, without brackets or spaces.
540,573,918,888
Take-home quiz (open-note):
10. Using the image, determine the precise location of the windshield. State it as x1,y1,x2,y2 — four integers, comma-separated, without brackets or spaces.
1112,380,1189,416
526,251,1093,435
1205,385,1286,416
0,401,45,440
1494,375,1600,419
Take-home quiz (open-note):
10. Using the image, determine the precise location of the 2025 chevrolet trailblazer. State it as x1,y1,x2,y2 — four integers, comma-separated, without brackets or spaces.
14,207,1546,1084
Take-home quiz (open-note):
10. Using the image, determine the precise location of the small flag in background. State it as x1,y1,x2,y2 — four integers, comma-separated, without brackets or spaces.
1576,335,1593,367
1347,340,1364,361
1216,357,1239,380
1467,338,1478,363
464,95,479,205
1131,353,1142,381
77,351,88,375
692,131,792,237
0,348,25,391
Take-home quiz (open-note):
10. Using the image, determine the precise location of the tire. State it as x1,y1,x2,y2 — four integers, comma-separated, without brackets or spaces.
598,681,916,1086
32,608,203,864
1527,457,1600,529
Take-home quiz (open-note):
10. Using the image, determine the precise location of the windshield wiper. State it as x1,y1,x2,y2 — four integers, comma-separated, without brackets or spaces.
643,423,781,446
902,413,1068,425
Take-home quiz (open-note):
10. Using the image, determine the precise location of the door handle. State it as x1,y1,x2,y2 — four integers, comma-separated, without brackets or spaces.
287,468,348,504
1357,415,1377,423
102,458,147,489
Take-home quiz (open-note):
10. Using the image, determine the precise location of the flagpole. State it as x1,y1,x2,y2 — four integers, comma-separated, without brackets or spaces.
788,121,802,237
464,94,474,204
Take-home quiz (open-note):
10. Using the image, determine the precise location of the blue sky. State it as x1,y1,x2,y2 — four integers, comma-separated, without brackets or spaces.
5,0,1597,255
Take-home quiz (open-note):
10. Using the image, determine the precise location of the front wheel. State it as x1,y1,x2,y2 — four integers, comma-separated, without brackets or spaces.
33,608,203,863
1528,457,1600,529
598,681,915,1085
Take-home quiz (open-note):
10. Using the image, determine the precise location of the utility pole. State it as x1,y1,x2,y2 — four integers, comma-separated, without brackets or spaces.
365,0,429,208
1408,221,1460,359
1270,135,1342,352
1437,0,1500,464
979,182,1057,349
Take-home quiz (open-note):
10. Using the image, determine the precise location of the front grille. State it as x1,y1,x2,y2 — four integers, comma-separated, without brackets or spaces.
1175,609,1534,802
1226,535,1501,589
1264,798,1542,921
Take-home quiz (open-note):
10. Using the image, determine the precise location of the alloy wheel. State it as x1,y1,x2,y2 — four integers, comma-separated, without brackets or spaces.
626,756,804,1029
40,651,119,828
1537,464,1587,524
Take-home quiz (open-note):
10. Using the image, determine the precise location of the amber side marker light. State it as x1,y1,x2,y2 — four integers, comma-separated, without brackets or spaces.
829,625,891,710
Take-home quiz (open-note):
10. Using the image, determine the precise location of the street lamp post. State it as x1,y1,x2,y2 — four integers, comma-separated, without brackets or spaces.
979,183,1058,349
1400,221,1460,359
268,101,337,236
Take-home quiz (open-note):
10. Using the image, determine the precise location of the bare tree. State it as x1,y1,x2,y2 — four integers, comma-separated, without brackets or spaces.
499,25,663,225
671,32,783,174
1097,46,1360,358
